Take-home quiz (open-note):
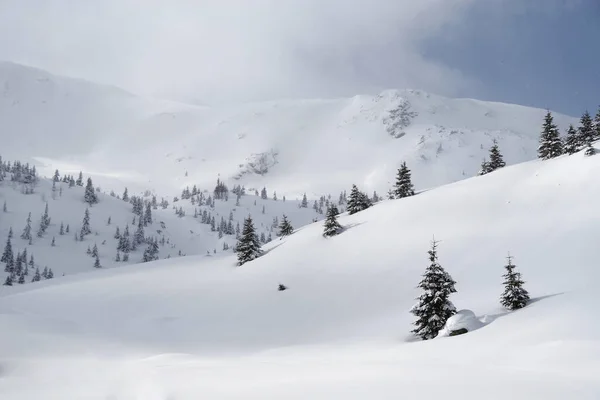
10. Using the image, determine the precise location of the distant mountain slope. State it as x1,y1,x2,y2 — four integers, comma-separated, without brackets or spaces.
0,62,577,198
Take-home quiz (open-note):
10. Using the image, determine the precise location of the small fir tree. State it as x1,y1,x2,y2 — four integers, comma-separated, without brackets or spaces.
3,275,12,286
393,162,415,199
500,254,530,310
21,212,32,241
236,216,262,266
410,239,457,340
538,111,563,159
84,177,98,205
32,268,41,282
488,140,506,171
81,208,91,237
578,111,596,148
93,254,101,268
278,215,294,236
76,171,83,186
564,125,579,155
323,205,342,237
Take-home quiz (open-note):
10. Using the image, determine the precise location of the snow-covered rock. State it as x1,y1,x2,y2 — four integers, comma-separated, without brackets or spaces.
438,309,485,337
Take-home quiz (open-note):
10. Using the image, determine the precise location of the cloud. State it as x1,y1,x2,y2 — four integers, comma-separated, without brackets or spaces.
0,0,479,103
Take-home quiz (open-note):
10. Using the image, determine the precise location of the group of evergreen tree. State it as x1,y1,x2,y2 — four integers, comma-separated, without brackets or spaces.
410,240,529,340
539,108,600,159
478,140,506,176
0,156,38,186
1,228,52,285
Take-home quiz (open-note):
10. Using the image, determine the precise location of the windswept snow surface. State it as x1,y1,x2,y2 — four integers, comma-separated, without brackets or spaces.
0,62,577,197
1,150,600,399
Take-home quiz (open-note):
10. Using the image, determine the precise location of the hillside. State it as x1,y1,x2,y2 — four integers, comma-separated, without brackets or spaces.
1,147,599,399
0,62,577,198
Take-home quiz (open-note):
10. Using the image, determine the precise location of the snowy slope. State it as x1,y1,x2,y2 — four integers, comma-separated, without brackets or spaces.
0,174,322,283
0,62,577,198
1,149,599,399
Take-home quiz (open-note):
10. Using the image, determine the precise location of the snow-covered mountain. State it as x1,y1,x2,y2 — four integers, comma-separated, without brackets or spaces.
1,144,599,399
0,62,576,198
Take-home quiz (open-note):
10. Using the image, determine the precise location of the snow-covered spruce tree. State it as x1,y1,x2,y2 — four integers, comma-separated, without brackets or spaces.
477,158,493,176
84,177,98,205
595,107,600,141
410,239,457,340
134,217,145,247
2,235,14,273
564,125,580,155
31,268,41,282
578,111,596,148
59,222,65,235
21,212,32,240
93,254,101,268
76,171,83,186
488,140,506,171
278,215,294,236
500,254,530,310
301,193,308,208
261,187,268,200
393,162,415,199
3,275,12,286
122,187,129,202
236,216,262,266
91,243,99,258
538,111,563,160
53,169,60,182
323,205,342,237
81,208,91,237
144,202,152,226
142,239,159,262
347,185,371,215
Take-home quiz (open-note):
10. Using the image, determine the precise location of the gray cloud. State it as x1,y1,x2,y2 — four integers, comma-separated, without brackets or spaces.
0,0,479,103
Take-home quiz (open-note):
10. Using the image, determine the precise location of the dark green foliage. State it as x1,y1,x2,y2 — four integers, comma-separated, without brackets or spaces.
393,162,415,199
578,111,596,148
500,254,530,310
564,125,580,154
323,205,342,237
410,240,457,340
278,215,294,236
347,185,371,215
538,111,563,159
488,140,506,170
236,216,262,266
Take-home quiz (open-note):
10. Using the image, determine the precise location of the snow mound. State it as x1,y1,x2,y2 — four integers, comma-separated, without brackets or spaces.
438,309,485,337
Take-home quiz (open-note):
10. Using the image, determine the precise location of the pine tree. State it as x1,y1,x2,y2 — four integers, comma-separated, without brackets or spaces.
122,187,129,202
115,251,121,262
66,224,70,233
51,237,56,247
410,239,457,340
564,125,579,155
93,254,101,268
42,267,48,279
578,111,596,148
91,243,98,258
84,178,98,205
53,169,60,182
594,107,600,141
301,193,308,208
393,162,415,198
500,254,530,310
278,215,294,236
142,239,159,262
31,267,41,282
107,216,111,225
81,208,91,237
17,273,25,284
538,111,563,159
236,216,262,266
21,212,32,240
1,233,13,265
122,252,130,262
76,171,83,186
488,140,506,171
134,217,145,246
323,205,342,237
3,275,12,286
59,222,65,235
47,268,54,279
144,203,152,226
347,185,371,215
477,158,493,176
261,187,268,200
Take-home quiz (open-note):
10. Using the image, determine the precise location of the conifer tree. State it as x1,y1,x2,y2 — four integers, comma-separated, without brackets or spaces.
21,212,32,240
93,254,101,268
261,187,268,199
31,267,41,282
81,208,91,237
53,169,60,182
594,107,600,141
488,140,506,170
134,217,145,247
76,171,83,186
278,215,294,236
115,251,121,262
477,158,493,176
538,111,563,159
122,252,129,262
500,254,530,310
59,222,65,235
84,177,98,205
2,200,6,212
91,243,98,258
51,237,56,247
323,205,342,237
410,239,457,340
578,111,596,148
393,162,415,198
122,187,129,202
3,275,12,286
236,216,262,266
564,125,579,155
144,203,152,226
42,267,48,279
301,193,308,208
47,268,54,279
1,233,14,266
347,185,371,215
18,273,25,284
142,239,159,262
66,224,70,233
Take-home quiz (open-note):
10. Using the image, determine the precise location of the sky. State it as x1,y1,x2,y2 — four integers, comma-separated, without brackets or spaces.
0,0,596,116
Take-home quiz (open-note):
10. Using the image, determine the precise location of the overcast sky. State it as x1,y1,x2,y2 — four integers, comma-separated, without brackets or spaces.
0,0,596,115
